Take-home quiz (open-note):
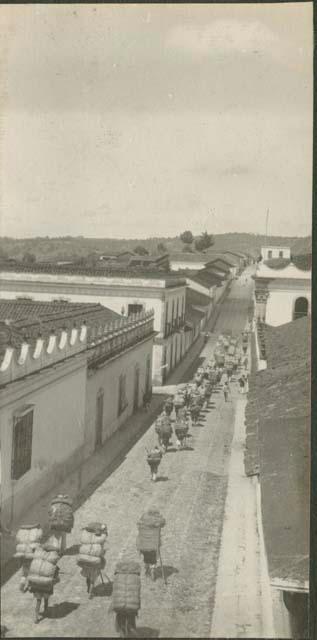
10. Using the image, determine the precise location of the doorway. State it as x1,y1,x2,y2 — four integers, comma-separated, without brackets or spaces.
95,389,104,449
293,297,308,320
133,366,140,413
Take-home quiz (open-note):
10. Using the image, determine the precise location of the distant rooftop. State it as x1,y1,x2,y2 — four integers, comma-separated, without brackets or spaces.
0,262,186,287
169,252,213,263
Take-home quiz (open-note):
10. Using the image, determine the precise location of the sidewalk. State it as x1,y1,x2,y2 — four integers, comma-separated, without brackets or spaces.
210,395,275,638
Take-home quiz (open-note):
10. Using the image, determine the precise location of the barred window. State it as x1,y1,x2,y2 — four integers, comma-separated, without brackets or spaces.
118,374,128,417
11,406,34,480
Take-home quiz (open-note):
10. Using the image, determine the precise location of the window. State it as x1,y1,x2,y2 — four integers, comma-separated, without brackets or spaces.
118,374,128,416
11,406,34,480
128,304,143,316
145,354,151,394
268,250,272,259
279,251,283,258
171,300,175,326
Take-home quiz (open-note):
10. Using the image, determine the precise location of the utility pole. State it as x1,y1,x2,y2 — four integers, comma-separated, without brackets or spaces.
265,209,269,238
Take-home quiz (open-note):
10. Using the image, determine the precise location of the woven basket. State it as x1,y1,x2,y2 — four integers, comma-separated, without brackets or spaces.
16,524,43,545
113,564,141,613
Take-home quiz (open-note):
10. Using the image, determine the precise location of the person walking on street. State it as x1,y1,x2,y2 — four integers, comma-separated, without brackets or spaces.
238,376,245,394
223,381,230,402
146,446,162,482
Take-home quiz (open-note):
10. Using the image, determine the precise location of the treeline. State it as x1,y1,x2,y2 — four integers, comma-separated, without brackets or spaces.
0,232,310,263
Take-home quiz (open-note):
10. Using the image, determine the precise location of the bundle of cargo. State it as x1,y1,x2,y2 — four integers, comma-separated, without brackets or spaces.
137,510,165,553
204,382,213,399
174,393,185,408
147,449,162,465
14,524,43,561
77,522,107,568
112,561,141,614
175,421,189,445
48,495,74,533
164,398,173,415
228,345,235,356
28,545,60,593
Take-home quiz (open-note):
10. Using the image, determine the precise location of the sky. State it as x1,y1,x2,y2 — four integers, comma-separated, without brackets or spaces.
0,3,313,239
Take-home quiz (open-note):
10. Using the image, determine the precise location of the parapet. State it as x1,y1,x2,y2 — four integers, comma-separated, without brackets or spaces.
0,309,155,386
0,325,88,387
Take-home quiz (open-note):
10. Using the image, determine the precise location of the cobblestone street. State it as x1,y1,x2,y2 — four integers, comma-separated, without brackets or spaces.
1,273,255,638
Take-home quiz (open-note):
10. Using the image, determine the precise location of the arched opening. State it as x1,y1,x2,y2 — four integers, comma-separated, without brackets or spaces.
293,297,308,320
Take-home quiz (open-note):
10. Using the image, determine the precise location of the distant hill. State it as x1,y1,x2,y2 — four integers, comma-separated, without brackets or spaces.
290,236,312,256
0,233,311,262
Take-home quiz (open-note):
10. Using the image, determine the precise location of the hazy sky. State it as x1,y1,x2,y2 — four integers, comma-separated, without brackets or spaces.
0,3,313,238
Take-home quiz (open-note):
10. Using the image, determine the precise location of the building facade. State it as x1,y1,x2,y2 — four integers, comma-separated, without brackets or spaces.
0,310,155,533
261,246,291,261
253,262,311,326
0,265,189,385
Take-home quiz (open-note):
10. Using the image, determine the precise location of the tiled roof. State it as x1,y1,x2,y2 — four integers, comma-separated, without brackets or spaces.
264,255,311,271
186,288,212,308
190,270,224,287
0,299,121,357
207,258,233,270
245,317,310,586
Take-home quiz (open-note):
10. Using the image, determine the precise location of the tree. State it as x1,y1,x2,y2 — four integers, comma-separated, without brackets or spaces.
180,230,194,249
134,245,149,256
22,252,36,264
194,231,214,252
157,242,167,254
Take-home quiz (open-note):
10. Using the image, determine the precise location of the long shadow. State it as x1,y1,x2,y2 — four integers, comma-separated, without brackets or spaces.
47,602,79,619
166,447,177,453
180,446,194,452
154,564,179,581
136,627,160,638
93,581,113,597
156,476,168,482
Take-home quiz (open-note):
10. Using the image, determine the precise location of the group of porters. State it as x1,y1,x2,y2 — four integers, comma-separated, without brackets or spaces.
14,494,166,637
145,358,225,481
145,329,249,480
11,331,249,635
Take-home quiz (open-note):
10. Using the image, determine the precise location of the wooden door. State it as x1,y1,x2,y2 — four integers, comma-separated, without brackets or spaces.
95,390,104,449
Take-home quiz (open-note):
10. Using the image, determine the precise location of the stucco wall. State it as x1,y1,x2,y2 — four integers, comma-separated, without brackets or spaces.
261,247,291,260
265,285,311,326
0,356,87,526
0,282,186,337
170,260,206,271
85,337,153,455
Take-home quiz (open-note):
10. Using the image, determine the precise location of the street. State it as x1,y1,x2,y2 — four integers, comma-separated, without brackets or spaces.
1,269,266,638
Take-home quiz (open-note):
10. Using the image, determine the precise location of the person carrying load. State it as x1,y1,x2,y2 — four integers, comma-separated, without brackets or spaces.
112,560,141,638
48,494,74,554
77,522,109,598
27,543,61,624
174,417,190,450
155,418,172,453
146,446,162,482
136,509,166,582
14,523,43,593
164,397,173,416
173,391,185,418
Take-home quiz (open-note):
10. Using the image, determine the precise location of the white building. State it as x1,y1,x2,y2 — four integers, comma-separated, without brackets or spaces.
0,266,189,385
261,246,291,261
253,261,311,326
0,308,155,540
